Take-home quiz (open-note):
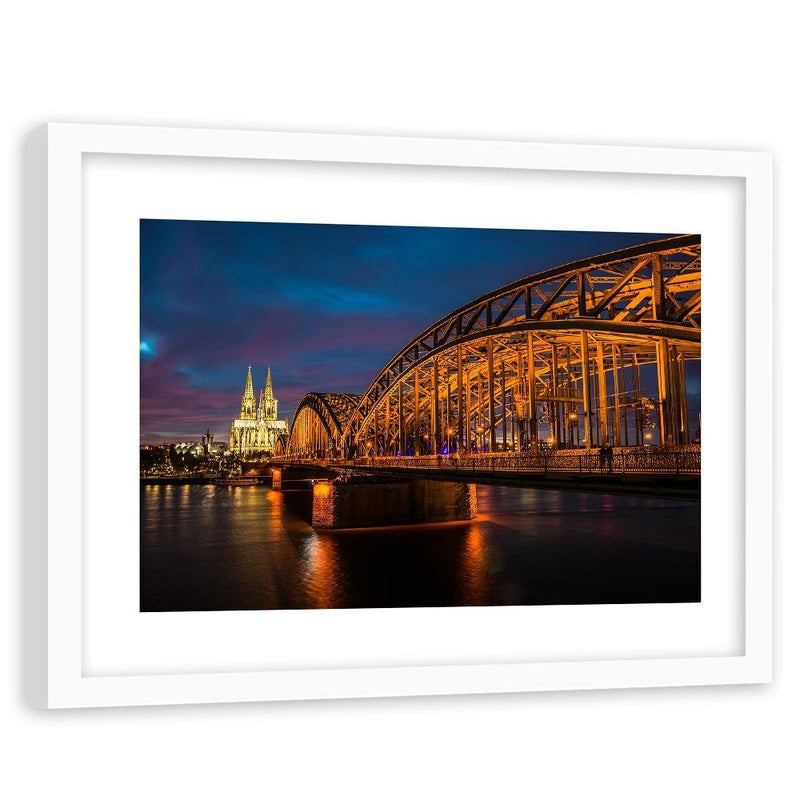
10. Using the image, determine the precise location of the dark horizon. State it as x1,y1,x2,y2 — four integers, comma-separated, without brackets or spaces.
140,220,696,443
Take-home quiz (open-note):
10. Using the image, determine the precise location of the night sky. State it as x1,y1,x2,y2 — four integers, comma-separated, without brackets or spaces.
140,220,696,443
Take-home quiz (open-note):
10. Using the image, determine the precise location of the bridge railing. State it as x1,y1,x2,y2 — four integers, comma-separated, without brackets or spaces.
309,450,700,476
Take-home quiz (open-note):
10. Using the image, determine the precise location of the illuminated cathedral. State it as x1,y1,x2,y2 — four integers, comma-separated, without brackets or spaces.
230,366,288,456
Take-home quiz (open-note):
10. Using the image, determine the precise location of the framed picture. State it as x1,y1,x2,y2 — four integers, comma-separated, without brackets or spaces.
26,124,772,708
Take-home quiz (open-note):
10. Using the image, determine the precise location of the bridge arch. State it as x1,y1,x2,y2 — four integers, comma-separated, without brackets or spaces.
340,235,701,456
287,392,362,457
272,433,289,456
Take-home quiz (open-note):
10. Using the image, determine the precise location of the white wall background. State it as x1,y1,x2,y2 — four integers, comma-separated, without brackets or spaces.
2,2,795,797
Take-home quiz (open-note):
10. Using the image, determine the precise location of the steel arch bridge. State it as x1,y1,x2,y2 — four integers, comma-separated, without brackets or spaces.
284,392,362,458
286,234,701,459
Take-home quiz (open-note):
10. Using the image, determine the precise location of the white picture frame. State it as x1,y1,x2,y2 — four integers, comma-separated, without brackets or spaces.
26,123,772,709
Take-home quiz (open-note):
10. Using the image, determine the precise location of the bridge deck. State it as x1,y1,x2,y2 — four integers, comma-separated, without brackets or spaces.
272,452,700,500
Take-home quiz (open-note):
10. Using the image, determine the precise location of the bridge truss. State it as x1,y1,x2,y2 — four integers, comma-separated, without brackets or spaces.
284,392,362,457
286,235,701,458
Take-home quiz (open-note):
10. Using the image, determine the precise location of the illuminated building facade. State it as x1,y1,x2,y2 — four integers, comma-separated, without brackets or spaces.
230,365,288,456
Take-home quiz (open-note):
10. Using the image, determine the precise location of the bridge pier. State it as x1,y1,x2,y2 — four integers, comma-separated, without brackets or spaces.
312,478,477,530
270,467,282,490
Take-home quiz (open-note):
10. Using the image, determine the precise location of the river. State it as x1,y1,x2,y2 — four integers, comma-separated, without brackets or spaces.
140,482,700,611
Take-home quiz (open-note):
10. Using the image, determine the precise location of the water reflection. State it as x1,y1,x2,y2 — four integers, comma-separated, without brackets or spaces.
140,483,701,612
302,533,345,609
459,524,490,605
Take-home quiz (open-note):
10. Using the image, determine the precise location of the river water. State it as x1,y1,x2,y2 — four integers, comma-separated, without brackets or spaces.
140,482,700,612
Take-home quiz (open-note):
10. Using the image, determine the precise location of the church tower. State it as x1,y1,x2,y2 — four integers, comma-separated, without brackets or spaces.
240,365,256,419
259,366,278,420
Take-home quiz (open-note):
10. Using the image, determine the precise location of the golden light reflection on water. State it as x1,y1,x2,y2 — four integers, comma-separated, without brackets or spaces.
460,522,491,605
179,483,191,511
300,532,344,608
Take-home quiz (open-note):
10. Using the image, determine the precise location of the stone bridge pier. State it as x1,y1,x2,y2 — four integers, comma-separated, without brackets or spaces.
311,477,477,530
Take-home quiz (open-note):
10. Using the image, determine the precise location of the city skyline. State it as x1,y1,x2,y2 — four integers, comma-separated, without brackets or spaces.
140,220,697,443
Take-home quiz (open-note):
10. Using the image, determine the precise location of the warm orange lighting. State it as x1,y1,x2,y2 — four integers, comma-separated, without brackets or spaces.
461,525,489,605
313,480,333,499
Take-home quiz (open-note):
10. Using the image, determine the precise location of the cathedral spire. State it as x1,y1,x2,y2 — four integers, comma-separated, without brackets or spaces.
240,365,256,419
265,365,273,399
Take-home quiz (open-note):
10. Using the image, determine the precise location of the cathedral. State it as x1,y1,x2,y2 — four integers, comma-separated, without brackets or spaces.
230,366,288,456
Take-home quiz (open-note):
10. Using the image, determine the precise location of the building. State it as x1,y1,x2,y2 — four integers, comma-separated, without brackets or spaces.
173,441,205,457
230,366,288,456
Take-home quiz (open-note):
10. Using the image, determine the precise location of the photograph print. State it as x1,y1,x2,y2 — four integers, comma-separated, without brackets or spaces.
140,221,701,612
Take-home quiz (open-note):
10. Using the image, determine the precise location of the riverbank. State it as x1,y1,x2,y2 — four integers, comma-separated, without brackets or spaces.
140,475,264,486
